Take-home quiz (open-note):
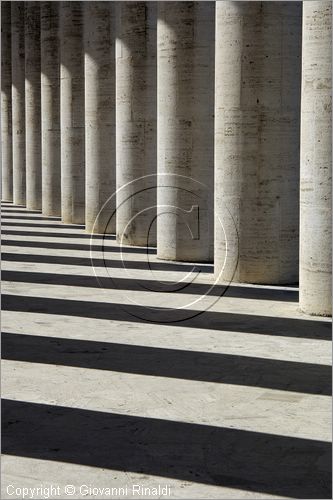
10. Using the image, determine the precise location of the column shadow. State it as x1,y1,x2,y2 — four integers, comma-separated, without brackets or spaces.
1,253,213,273
2,229,116,240
1,269,298,301
2,294,331,340
2,222,85,229
2,332,330,394
2,215,62,221
1,209,41,214
2,399,331,498
2,240,157,255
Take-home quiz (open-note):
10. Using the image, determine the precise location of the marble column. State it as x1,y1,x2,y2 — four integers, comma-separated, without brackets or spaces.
25,2,41,210
41,2,61,216
1,2,13,202
84,2,115,234
60,1,85,224
300,1,332,316
116,2,157,246
157,2,214,262
11,2,26,206
215,2,302,284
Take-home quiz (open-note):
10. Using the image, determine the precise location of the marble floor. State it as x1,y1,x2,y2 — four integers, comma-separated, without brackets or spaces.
1,201,331,499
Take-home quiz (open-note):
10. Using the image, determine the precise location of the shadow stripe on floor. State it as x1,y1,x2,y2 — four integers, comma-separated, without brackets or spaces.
2,294,331,340
2,332,330,394
1,252,213,273
1,270,299,301
2,229,116,239
2,399,331,498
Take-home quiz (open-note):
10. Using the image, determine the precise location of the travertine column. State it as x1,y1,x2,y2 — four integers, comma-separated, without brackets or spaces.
60,1,85,224
157,2,214,262
300,1,332,316
215,2,302,284
1,2,13,202
84,2,115,234
116,2,157,246
25,2,41,210
11,2,26,206
41,2,61,216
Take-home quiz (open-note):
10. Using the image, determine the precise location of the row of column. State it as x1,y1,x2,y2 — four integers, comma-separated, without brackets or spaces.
1,1,331,316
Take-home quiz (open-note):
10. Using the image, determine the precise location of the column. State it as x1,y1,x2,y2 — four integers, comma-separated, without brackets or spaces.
215,2,302,284
116,2,157,246
11,2,26,206
84,2,115,234
41,2,61,216
1,2,13,202
60,1,85,224
25,2,41,210
300,1,332,316
157,2,214,262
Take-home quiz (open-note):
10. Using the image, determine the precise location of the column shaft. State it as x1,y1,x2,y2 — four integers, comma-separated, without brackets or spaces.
25,2,41,210
215,2,302,284
157,2,214,262
1,2,13,201
41,2,61,216
84,2,115,234
60,1,85,224
11,2,26,206
300,1,332,316
116,2,157,246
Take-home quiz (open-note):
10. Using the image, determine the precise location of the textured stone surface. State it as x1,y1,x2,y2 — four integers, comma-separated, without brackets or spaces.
300,1,332,316
1,2,12,202
41,2,61,217
84,2,116,234
11,2,26,206
215,2,302,284
1,203,331,499
116,2,157,246
157,2,214,262
25,2,41,210
60,1,85,224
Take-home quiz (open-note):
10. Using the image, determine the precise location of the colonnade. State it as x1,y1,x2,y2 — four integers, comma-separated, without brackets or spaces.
1,1,332,316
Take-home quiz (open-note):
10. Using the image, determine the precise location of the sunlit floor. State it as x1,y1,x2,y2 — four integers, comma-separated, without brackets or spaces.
1,201,331,499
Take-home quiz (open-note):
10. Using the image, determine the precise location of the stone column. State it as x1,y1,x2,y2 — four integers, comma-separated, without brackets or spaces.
60,1,85,224
116,2,157,246
215,2,302,284
25,2,41,210
41,2,61,216
157,2,214,262
11,2,26,206
300,1,332,316
84,2,115,234
1,2,13,202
